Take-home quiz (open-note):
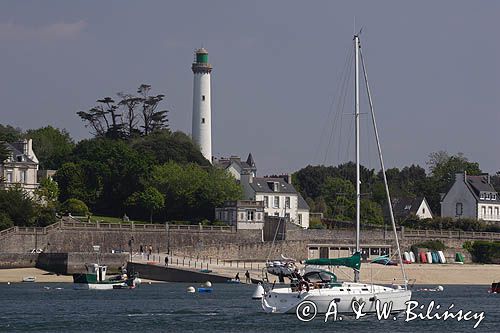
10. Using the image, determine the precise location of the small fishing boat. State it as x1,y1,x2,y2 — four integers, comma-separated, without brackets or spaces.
490,282,500,294
73,264,140,290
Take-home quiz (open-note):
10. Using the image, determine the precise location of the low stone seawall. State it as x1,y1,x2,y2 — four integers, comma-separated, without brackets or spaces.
36,252,128,274
127,262,229,283
0,253,39,269
0,252,128,274
0,226,261,254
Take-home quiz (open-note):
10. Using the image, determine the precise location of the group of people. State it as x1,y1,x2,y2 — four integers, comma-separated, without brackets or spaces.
139,244,154,260
234,270,252,284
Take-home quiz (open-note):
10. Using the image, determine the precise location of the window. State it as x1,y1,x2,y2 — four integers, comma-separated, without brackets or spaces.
274,212,279,217
480,193,485,200
6,172,12,183
201,118,205,124
495,207,499,217
274,196,280,208
488,206,493,218
493,194,497,200
202,95,205,101
240,212,245,220
20,170,26,184
247,210,254,221
263,196,269,208
285,197,290,209
422,207,426,214
481,206,486,217
256,213,261,221
298,214,302,224
456,203,463,216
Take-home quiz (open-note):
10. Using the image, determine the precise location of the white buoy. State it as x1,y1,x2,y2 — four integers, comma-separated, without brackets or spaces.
187,286,196,293
252,282,265,300
204,281,212,288
7,282,10,285
437,285,444,292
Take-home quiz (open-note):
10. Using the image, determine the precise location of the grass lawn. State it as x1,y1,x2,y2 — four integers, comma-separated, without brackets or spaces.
75,215,150,224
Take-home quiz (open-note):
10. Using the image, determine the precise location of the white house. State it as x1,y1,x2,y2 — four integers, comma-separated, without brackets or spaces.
389,197,433,222
240,172,310,229
215,200,264,230
441,172,500,223
213,153,256,181
0,139,39,195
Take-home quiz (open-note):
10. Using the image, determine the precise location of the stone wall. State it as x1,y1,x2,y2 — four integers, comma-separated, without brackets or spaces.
0,253,39,269
0,228,262,254
36,252,128,274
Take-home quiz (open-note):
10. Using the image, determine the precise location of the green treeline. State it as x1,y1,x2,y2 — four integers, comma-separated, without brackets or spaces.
293,153,500,227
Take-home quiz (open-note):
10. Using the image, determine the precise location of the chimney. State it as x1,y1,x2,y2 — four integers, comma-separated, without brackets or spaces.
27,139,33,157
22,139,28,155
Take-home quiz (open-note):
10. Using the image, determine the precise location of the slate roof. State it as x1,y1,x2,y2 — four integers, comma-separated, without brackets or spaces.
250,177,298,194
297,193,310,210
465,174,500,203
390,197,431,219
467,175,497,193
2,141,37,164
215,153,256,172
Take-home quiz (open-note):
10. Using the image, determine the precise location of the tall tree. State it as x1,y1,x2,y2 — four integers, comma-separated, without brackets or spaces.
77,84,169,139
0,124,22,142
25,126,75,170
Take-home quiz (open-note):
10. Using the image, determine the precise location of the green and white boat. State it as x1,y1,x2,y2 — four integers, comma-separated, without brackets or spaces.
73,263,141,290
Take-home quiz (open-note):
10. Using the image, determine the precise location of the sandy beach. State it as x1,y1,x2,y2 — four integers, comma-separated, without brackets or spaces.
1,264,498,285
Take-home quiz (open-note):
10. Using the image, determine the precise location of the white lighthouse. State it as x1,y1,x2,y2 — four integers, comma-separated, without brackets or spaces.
191,48,212,163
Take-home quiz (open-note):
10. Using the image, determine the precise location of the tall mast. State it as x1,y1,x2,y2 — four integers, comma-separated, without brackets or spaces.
354,34,361,283
359,48,408,289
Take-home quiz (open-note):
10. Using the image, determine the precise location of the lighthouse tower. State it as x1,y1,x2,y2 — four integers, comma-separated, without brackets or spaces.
191,48,212,163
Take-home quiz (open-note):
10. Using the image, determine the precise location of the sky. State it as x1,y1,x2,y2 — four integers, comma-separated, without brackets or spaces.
0,1,499,176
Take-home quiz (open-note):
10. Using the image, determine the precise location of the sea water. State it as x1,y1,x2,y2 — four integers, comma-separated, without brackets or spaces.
0,283,497,332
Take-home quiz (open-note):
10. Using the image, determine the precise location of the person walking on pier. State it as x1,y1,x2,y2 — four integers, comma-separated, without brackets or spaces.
165,256,169,267
245,270,251,284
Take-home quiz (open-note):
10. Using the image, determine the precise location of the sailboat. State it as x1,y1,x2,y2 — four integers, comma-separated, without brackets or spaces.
261,33,412,314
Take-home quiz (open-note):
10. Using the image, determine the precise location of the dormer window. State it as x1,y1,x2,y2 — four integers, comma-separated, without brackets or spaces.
493,194,497,200
267,181,279,192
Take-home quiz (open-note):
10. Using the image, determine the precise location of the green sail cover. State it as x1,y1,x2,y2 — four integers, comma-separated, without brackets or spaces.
304,252,361,270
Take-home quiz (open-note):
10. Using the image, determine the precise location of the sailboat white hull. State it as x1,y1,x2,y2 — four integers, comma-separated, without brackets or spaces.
262,282,412,314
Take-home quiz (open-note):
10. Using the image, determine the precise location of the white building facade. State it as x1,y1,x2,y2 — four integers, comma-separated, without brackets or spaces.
241,173,310,228
215,200,264,230
0,139,39,195
441,173,500,223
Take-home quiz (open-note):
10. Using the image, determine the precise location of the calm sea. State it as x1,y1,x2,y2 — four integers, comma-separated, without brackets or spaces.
0,283,497,332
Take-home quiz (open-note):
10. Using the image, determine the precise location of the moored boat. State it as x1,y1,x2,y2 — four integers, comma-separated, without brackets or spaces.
73,263,140,290
261,33,412,315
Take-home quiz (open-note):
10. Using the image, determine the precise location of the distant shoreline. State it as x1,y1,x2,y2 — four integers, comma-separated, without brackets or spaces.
0,264,498,285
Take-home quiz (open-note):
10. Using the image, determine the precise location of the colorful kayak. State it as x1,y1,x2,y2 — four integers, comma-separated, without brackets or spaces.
419,252,427,263
438,251,446,264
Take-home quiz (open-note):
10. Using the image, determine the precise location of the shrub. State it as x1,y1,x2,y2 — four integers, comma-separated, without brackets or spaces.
61,198,90,216
0,212,13,231
414,239,446,251
309,218,326,229
466,241,500,264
